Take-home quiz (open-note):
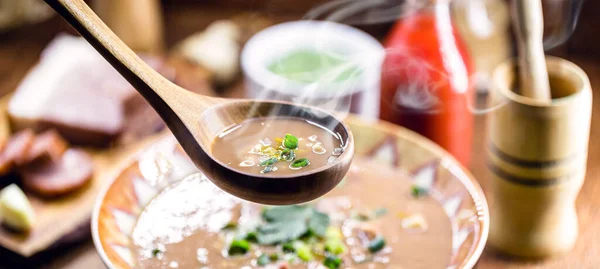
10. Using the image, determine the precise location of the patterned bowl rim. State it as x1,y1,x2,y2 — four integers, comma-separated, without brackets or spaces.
91,116,489,269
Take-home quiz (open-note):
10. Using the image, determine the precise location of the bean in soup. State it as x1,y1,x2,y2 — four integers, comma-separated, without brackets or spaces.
211,117,344,176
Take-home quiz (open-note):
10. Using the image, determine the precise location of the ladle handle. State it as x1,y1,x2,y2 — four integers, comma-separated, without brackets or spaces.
512,0,552,101
43,0,183,108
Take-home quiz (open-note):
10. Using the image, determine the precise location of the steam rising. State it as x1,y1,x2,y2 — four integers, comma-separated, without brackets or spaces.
241,0,516,142
299,0,509,116
304,0,407,25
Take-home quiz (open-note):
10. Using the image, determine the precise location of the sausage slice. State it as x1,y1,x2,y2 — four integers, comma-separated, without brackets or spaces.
0,130,35,175
21,149,93,198
16,129,68,167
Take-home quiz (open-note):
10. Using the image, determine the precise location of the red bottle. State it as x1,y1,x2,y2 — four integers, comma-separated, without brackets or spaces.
380,1,474,166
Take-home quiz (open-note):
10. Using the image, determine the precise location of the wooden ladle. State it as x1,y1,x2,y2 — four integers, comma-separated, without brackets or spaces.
43,0,354,205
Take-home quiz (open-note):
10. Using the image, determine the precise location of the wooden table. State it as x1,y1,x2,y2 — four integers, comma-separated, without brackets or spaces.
0,2,599,268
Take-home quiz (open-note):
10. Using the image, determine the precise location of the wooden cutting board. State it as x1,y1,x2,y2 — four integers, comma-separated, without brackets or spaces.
0,95,166,257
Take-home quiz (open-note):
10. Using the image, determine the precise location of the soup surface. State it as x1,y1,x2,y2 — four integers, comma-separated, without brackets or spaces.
130,157,452,269
211,117,343,176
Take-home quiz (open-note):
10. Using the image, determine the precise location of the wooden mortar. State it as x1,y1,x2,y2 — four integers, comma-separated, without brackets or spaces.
486,56,592,258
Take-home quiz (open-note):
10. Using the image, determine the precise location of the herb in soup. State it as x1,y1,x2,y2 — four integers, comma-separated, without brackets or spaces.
324,255,343,269
411,185,429,198
211,118,344,175
257,253,276,266
223,204,389,268
131,157,453,269
227,239,250,256
367,237,386,253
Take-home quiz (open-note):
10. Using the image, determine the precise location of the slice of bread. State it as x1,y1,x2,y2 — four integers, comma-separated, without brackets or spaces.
9,34,213,147
8,35,126,147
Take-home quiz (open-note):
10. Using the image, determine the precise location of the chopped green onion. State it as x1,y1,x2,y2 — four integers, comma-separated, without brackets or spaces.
261,165,276,174
283,134,299,149
353,212,370,221
257,254,271,266
290,158,310,168
151,249,161,257
295,243,314,261
269,253,279,261
260,157,278,166
367,236,385,253
282,242,295,253
280,148,296,161
324,239,346,255
228,239,250,255
374,207,388,218
323,255,342,269
245,231,258,243
411,185,428,197
221,222,237,230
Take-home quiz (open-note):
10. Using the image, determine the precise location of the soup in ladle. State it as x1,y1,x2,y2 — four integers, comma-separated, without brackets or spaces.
211,117,344,176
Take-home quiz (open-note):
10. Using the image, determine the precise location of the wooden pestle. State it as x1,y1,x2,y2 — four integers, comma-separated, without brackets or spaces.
512,0,552,101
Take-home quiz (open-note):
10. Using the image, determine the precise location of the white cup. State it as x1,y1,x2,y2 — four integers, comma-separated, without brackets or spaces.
241,21,384,120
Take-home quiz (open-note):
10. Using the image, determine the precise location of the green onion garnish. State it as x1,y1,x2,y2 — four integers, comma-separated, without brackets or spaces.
352,212,370,221
295,243,314,261
324,239,346,255
257,254,271,266
367,236,386,253
261,165,276,174
323,255,342,269
221,222,237,230
280,148,296,161
290,158,310,168
283,134,299,149
228,239,250,255
374,207,388,218
282,241,295,253
151,249,161,257
260,157,278,166
245,231,258,243
411,185,429,197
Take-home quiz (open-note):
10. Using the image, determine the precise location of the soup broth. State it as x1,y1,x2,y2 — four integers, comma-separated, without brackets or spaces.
211,117,343,176
130,157,452,269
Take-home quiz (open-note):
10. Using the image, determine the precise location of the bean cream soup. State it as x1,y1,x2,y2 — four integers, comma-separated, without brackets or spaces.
130,157,452,269
211,117,344,176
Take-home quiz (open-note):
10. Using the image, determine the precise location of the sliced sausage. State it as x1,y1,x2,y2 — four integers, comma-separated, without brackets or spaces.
0,130,35,176
21,149,93,198
16,129,68,167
